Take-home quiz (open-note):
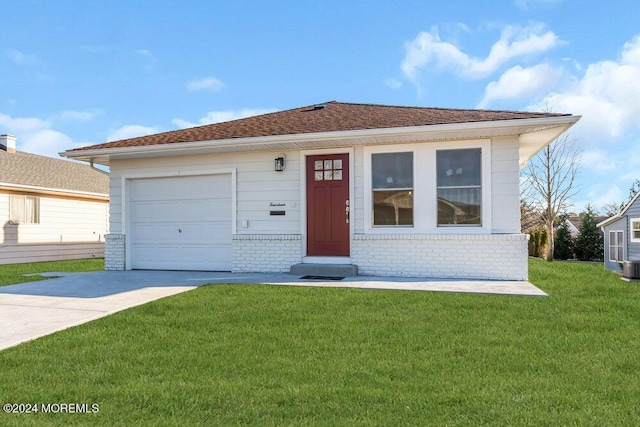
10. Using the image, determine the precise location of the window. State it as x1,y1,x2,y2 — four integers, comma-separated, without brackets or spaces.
372,152,413,226
609,230,624,262
436,148,482,226
632,218,640,242
9,194,40,224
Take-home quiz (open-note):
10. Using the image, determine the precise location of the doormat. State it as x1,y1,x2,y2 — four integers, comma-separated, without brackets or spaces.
300,275,345,281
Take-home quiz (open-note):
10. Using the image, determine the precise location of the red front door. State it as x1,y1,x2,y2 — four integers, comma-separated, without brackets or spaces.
306,154,350,256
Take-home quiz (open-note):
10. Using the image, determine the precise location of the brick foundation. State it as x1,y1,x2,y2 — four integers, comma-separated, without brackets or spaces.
351,233,528,280
104,233,125,271
232,234,302,273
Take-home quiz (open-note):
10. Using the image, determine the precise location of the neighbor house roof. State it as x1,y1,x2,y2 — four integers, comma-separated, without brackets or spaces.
566,215,608,236
0,149,109,198
62,101,580,166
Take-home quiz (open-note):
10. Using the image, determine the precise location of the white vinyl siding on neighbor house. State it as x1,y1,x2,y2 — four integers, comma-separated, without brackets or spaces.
1,194,107,244
1,192,108,264
609,230,624,262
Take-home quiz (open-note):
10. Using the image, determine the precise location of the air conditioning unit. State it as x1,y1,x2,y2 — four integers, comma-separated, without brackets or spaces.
622,261,640,280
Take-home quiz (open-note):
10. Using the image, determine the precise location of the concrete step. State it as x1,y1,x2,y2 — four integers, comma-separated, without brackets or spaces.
290,263,358,278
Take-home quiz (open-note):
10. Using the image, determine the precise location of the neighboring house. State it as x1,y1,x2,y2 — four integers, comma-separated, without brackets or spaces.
0,134,109,264
598,191,640,273
563,215,608,237
61,101,578,280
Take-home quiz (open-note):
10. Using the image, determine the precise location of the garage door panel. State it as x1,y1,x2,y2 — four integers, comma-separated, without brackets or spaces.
129,174,232,271
130,223,179,242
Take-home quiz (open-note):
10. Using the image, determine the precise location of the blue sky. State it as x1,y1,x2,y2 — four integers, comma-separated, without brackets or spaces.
2,0,639,212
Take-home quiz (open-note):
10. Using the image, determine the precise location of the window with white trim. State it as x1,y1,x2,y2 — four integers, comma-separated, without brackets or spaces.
372,152,413,226
436,148,482,226
631,218,640,242
609,230,624,262
9,194,40,224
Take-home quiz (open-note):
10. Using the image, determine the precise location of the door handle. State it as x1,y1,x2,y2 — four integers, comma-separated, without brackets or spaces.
345,200,350,224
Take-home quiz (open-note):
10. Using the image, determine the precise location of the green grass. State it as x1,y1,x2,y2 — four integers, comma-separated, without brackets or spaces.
1,258,640,425
0,258,104,287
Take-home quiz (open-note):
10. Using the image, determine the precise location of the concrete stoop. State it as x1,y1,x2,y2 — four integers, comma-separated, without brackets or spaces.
290,263,358,278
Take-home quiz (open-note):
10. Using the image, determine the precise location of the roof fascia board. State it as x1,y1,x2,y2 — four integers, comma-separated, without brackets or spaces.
620,190,640,216
0,182,109,201
597,215,622,229
61,115,580,163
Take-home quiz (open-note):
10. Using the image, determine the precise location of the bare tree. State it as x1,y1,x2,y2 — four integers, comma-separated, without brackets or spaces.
520,198,543,233
521,133,582,261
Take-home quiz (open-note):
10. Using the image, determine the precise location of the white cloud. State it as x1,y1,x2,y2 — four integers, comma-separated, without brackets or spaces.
515,0,565,10
186,76,226,93
136,49,157,71
54,110,100,122
477,63,564,108
0,112,87,157
580,149,617,174
0,112,49,134
538,35,640,140
5,49,39,66
577,183,625,213
19,129,75,157
172,108,278,128
107,125,159,141
384,78,403,89
401,23,559,86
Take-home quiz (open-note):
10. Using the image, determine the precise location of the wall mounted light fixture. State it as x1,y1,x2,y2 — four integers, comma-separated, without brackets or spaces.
275,154,286,172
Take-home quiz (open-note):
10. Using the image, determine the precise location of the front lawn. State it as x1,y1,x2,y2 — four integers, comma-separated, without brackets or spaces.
1,259,639,425
0,258,104,287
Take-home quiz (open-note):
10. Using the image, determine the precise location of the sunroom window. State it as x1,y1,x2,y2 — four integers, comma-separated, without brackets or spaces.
609,230,624,262
372,152,413,226
632,218,640,242
436,148,481,226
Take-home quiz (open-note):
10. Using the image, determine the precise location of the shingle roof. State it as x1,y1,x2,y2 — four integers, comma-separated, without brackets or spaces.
69,101,571,152
0,150,109,195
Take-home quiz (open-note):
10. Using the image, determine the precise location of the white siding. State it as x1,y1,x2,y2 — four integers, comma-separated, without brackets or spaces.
11,197,108,244
107,138,526,279
491,136,521,233
0,191,107,265
109,151,301,235
0,193,8,242
0,242,104,265
353,145,366,234
1,192,107,244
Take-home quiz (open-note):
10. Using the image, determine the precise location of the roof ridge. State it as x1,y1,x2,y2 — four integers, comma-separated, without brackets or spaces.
327,100,571,116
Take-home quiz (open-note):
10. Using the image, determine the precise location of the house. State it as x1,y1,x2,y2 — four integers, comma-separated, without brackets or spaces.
0,134,109,264
61,101,579,280
598,190,640,273
563,215,608,238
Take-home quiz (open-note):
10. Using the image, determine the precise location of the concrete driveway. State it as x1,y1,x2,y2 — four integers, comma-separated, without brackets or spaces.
0,270,546,351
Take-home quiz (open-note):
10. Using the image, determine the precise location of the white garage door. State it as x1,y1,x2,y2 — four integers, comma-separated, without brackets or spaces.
128,174,232,271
